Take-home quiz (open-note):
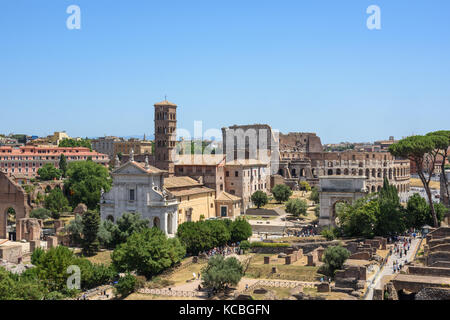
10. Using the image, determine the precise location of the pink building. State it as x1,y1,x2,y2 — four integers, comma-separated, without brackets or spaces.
0,146,109,177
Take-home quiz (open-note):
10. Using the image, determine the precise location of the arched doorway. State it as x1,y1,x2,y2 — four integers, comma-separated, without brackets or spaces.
153,217,160,229
5,207,16,241
106,215,114,222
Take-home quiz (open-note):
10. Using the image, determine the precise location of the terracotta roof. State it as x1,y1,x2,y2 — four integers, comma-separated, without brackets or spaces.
216,191,241,202
174,154,226,166
169,186,214,197
133,161,165,174
164,176,202,189
154,100,177,107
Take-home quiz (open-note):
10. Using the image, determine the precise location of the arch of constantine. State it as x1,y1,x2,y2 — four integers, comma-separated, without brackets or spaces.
318,176,367,227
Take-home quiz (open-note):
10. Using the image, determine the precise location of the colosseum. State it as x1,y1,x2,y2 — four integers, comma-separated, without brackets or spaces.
277,132,411,194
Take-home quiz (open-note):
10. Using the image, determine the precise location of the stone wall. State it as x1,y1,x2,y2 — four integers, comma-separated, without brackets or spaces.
407,266,450,278
0,172,31,239
0,245,22,263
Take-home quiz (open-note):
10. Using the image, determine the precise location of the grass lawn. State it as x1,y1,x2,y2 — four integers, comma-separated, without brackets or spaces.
410,178,440,190
303,287,355,300
245,261,321,282
162,262,207,285
251,286,294,300
85,250,113,266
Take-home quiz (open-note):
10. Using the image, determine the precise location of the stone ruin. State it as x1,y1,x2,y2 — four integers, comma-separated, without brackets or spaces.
331,265,367,298
381,227,450,300
16,218,42,242
263,248,304,265
345,237,386,261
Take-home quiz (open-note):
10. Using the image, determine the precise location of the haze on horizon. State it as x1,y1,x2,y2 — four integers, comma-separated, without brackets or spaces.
1,0,449,144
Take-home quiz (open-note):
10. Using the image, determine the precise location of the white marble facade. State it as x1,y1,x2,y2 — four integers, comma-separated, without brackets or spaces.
100,158,179,236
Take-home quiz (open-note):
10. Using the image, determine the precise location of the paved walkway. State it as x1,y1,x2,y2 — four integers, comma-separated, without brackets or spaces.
365,236,421,300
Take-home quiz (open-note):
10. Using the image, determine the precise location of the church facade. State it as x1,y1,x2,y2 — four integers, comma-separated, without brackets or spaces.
100,155,179,236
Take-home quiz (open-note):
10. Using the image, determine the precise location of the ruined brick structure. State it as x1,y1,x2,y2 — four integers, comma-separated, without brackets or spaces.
0,172,32,240
278,132,410,194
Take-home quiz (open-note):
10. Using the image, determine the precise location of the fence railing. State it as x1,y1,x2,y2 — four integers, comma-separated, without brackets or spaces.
138,288,203,297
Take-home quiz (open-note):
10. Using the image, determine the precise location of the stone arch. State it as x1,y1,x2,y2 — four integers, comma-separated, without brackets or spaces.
371,185,376,193
377,169,382,178
328,169,333,176
0,173,31,240
300,168,305,177
372,169,376,178
377,186,382,192
389,169,393,179
366,169,370,179
336,169,341,175
106,215,114,222
153,217,161,229
344,168,349,175
318,177,367,227
359,169,364,176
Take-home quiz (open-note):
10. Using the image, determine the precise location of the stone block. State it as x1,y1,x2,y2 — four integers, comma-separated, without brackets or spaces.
47,236,58,249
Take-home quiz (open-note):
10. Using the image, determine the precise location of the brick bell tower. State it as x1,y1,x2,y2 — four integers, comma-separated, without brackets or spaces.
154,99,177,175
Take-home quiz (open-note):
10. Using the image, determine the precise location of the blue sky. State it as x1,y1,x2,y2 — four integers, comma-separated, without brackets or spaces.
1,0,449,144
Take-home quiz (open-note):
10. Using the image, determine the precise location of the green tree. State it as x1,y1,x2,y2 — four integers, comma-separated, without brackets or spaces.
406,194,447,229
321,227,336,241
30,208,51,220
251,190,269,208
59,154,68,178
285,198,308,217
239,240,251,253
81,210,100,256
201,255,243,291
33,246,77,292
309,187,320,204
177,220,232,255
389,135,447,227
322,246,350,277
337,196,378,238
98,219,117,249
427,131,450,205
375,178,406,236
272,184,293,203
112,212,149,246
114,273,137,298
59,138,92,150
38,163,62,181
44,188,71,219
112,228,186,279
65,214,83,246
300,181,311,192
64,160,112,210
229,217,252,243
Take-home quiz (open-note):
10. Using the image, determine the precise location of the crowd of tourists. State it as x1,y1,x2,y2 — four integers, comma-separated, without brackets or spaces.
390,235,414,273
202,243,240,258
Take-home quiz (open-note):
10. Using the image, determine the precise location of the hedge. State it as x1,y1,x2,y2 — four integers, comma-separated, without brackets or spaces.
250,242,290,248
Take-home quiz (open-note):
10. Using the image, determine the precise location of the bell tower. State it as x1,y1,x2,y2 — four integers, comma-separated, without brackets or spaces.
154,99,177,175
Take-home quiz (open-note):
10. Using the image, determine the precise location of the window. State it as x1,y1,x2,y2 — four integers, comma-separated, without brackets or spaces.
226,171,229,177
235,171,239,177
129,189,135,201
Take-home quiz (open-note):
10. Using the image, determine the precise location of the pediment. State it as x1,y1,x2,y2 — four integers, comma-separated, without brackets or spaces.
113,162,148,175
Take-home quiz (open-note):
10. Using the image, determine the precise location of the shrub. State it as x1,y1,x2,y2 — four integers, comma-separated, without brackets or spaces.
271,184,293,203
201,255,243,291
114,273,137,297
322,246,350,277
285,198,308,217
251,191,269,208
